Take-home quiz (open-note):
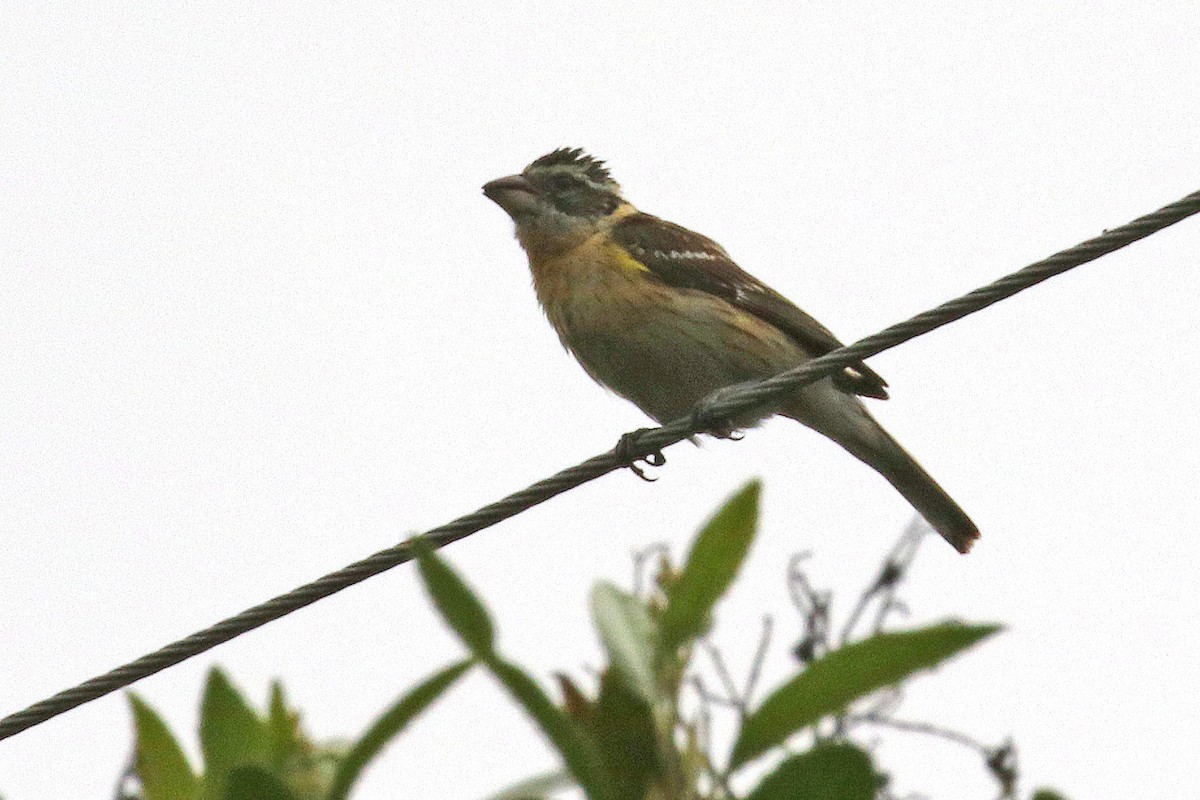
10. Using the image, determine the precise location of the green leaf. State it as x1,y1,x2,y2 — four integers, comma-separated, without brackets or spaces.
659,481,761,657
413,537,496,656
326,659,473,800
200,668,271,800
746,742,877,800
411,538,616,798
1031,791,1070,800
591,582,659,705
484,769,575,800
266,681,299,770
730,621,1001,769
487,658,616,800
588,669,659,800
223,766,297,800
129,693,199,800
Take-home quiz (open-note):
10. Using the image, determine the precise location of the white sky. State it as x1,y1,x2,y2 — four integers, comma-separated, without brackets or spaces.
3,3,1199,798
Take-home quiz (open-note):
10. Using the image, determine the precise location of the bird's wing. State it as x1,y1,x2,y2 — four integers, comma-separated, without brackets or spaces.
611,213,889,399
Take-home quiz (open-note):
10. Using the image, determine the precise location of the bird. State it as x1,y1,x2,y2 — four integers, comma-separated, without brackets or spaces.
482,148,979,553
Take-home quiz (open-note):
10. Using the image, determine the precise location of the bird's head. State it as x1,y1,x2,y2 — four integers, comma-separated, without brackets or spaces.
484,148,631,254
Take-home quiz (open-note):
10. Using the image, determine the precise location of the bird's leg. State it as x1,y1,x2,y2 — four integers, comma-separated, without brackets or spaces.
613,428,667,482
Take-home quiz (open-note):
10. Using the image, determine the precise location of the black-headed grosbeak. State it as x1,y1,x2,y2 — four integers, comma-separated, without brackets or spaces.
483,148,978,553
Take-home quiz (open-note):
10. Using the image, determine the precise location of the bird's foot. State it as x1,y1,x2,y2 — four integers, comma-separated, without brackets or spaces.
689,384,754,439
613,428,667,482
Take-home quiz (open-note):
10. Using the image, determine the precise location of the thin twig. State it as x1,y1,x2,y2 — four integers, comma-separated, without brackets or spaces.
693,691,712,757
860,687,904,719
849,712,991,754
689,675,741,712
848,729,1018,800
986,740,1019,800
788,552,832,664
631,542,671,598
871,524,925,636
700,642,744,714
841,517,926,644
111,754,138,800
742,616,773,709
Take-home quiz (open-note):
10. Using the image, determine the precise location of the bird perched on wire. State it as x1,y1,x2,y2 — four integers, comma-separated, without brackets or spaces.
483,148,979,553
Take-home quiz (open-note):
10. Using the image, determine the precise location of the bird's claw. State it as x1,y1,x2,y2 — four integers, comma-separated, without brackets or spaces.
614,429,666,482
690,393,741,439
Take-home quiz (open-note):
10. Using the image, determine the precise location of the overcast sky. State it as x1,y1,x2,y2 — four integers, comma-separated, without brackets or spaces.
3,3,1199,798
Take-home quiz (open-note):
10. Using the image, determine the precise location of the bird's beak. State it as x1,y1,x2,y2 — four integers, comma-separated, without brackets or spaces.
483,174,540,218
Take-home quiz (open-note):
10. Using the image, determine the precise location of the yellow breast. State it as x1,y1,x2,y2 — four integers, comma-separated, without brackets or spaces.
528,236,657,333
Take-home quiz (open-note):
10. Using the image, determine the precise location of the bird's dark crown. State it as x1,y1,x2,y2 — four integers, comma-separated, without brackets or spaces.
526,147,615,187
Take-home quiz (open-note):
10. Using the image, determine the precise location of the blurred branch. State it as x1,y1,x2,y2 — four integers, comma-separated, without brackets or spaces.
849,714,1018,800
841,518,927,644
701,642,743,714
696,615,773,723
742,616,773,709
631,543,672,598
111,755,138,800
788,552,832,664
849,713,990,753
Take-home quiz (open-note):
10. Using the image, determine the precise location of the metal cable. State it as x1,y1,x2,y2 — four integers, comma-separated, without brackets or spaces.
2,189,1198,743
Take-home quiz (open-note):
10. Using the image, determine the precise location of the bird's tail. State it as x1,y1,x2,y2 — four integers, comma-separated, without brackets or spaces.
786,402,980,554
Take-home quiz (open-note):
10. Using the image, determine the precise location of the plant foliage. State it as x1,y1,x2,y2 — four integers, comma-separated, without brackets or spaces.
120,483,1066,800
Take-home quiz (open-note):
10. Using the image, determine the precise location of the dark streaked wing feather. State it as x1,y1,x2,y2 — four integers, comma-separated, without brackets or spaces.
611,213,889,399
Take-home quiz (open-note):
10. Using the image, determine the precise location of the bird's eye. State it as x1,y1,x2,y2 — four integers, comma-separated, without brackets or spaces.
548,173,578,192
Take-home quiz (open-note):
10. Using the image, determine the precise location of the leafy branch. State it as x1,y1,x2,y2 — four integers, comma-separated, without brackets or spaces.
117,482,1067,800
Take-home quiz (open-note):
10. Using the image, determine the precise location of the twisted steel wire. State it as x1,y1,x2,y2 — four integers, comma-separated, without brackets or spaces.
2,189,1198,743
